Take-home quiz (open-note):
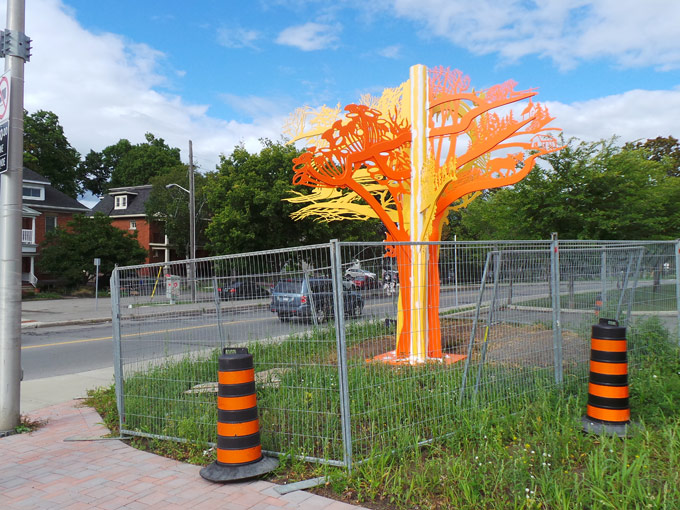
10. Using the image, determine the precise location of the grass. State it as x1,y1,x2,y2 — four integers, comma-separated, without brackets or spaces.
85,317,680,509
519,284,677,313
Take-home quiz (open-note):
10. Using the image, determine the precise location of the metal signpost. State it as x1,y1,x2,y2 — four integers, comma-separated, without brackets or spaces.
94,258,101,311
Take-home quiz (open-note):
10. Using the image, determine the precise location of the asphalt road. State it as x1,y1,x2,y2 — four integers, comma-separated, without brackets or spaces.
22,279,621,381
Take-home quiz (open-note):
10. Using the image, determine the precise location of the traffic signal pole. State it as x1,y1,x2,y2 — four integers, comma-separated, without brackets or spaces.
0,0,29,433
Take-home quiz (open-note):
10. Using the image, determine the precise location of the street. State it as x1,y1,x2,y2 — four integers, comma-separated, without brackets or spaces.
22,277,650,382
19,282,540,380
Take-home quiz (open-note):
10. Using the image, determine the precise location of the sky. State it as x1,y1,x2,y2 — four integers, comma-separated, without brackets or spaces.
3,0,680,205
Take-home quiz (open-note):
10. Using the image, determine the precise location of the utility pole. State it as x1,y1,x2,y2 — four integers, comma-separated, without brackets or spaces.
188,140,196,302
0,0,30,433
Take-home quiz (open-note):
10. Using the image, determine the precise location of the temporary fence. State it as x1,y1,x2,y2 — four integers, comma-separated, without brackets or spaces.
111,239,680,469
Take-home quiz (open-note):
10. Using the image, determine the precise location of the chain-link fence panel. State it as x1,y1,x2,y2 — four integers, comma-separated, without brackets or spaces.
112,243,355,465
111,239,679,468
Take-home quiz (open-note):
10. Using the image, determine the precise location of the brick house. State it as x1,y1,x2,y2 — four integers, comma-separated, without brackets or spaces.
2,168,91,287
90,185,171,265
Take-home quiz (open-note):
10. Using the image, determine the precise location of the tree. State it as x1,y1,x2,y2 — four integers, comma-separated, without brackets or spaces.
454,137,680,240
78,150,109,197
108,133,184,188
24,110,82,198
205,140,381,255
286,66,560,361
78,134,184,194
625,136,680,177
144,166,210,259
38,213,147,288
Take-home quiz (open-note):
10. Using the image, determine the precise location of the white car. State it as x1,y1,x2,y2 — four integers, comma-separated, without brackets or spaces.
344,267,377,280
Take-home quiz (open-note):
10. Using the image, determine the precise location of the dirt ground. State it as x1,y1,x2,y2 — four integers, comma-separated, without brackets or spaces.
344,318,589,368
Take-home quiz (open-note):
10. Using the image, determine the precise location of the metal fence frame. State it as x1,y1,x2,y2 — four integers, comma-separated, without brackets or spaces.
111,238,680,470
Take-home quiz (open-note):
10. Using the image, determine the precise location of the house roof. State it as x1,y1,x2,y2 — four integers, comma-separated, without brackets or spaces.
0,168,90,213
23,167,51,184
91,185,153,217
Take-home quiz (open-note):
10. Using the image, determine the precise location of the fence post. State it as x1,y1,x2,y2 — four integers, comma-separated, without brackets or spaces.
212,276,225,347
550,234,564,385
330,240,353,471
624,249,644,329
601,249,607,311
675,240,680,346
474,251,502,396
110,267,125,432
459,250,492,404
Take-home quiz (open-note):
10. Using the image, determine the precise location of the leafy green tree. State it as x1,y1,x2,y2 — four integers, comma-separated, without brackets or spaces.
24,110,82,198
206,140,381,254
78,134,184,194
78,150,109,197
38,213,147,288
108,133,184,188
626,136,680,177
144,166,210,258
453,137,680,240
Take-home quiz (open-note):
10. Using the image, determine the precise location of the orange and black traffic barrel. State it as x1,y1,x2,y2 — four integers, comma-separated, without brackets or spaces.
200,347,278,482
582,318,633,437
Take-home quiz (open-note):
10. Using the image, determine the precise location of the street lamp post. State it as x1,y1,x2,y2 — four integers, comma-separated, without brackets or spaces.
166,166,196,302
165,182,195,262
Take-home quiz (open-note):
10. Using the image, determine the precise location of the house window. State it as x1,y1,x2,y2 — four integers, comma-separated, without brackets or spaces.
114,196,127,209
22,186,44,200
45,216,57,233
129,220,137,230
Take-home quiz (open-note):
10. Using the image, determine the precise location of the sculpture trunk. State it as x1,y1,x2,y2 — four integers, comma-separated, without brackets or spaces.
394,244,443,361
391,65,443,363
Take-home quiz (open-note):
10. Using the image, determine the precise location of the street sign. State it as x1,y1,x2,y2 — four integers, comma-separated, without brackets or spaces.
0,70,10,174
94,258,101,266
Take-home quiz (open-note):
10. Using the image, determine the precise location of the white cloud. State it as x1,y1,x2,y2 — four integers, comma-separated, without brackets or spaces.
385,0,680,70
219,93,293,121
8,0,282,175
546,88,680,144
216,25,260,49
276,22,340,51
378,45,401,59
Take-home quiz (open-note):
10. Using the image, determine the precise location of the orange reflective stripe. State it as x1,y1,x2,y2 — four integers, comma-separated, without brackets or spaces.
217,419,260,437
590,360,628,375
217,445,262,465
219,368,255,385
591,338,627,352
218,394,257,411
587,405,630,423
588,383,629,399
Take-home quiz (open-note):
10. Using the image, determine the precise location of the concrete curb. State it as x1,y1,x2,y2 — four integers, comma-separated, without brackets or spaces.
21,317,113,329
21,301,269,329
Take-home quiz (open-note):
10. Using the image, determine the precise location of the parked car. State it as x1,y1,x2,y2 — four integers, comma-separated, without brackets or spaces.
345,267,376,280
347,273,378,290
344,267,378,290
218,279,270,300
270,278,364,322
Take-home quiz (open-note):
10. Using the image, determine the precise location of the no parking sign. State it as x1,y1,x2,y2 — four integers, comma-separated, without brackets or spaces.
0,70,10,174
165,274,180,299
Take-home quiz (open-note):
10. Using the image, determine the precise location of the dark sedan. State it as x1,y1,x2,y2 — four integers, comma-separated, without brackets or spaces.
218,279,270,300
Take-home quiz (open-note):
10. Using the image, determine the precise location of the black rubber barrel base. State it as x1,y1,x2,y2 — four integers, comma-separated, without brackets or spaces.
200,455,279,483
581,416,639,438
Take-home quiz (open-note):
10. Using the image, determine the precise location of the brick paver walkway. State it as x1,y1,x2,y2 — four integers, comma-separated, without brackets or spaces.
0,400,364,510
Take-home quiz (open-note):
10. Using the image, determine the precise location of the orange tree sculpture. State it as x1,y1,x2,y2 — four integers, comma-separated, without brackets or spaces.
285,65,561,364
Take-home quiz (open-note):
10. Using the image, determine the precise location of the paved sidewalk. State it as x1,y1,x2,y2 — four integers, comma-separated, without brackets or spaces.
0,400,365,510
13,297,367,509
21,297,113,329
20,296,268,329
